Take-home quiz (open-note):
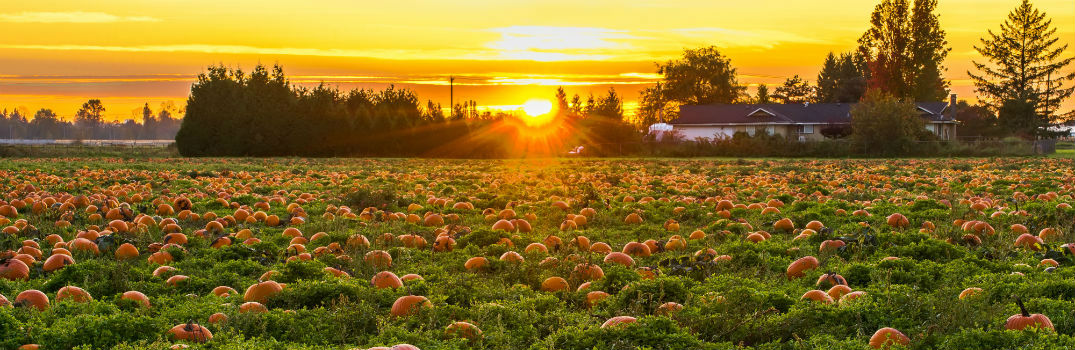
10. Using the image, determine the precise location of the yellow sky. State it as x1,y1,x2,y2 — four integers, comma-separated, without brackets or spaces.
0,0,1072,121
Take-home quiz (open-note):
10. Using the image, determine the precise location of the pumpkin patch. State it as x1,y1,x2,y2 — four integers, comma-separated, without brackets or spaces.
0,157,1073,349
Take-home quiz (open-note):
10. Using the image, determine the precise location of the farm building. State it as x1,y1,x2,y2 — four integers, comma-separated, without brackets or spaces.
670,94,959,141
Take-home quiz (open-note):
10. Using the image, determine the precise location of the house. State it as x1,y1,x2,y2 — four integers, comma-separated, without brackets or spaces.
669,94,959,141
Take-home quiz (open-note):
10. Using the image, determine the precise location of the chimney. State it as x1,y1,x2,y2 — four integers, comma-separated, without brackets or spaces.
948,94,957,120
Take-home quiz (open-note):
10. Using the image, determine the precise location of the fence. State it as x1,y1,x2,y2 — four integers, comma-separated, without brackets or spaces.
579,138,1066,158
0,139,177,158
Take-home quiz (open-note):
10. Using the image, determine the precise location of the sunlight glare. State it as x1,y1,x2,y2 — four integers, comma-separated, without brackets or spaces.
522,99,553,117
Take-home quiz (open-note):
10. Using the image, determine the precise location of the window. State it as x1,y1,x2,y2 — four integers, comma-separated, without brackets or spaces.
797,125,814,134
745,126,756,136
925,124,936,134
765,126,775,135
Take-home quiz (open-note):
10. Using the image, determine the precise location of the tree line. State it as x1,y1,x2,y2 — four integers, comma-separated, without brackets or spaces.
0,101,181,140
175,64,635,157
636,0,1072,140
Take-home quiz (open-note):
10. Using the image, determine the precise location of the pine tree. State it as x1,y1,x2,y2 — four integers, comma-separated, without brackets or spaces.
969,0,1074,137
755,84,771,104
554,87,569,114
817,52,868,103
773,75,816,104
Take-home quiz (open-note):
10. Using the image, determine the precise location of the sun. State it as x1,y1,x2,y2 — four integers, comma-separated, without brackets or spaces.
520,99,555,127
522,99,553,117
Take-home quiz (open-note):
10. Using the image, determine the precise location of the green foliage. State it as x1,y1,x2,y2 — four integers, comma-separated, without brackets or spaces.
851,91,930,156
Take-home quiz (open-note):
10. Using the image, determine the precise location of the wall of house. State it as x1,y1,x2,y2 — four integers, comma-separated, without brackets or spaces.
925,122,956,140
786,125,829,142
673,124,834,141
674,126,737,140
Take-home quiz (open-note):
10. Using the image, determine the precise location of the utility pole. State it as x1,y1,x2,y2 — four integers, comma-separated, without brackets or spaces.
449,76,454,119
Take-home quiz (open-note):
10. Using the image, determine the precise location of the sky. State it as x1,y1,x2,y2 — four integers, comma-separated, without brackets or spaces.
0,0,1072,121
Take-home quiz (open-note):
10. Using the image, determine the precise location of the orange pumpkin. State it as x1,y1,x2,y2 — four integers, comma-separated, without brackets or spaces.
464,257,489,271
212,286,239,298
885,213,909,228
244,280,284,303
603,252,635,267
1005,296,1054,331
541,277,569,292
168,323,213,343
499,251,524,263
56,286,92,303
240,301,268,313
869,327,910,349
958,287,983,300
43,254,75,272
121,291,151,308
15,290,49,311
365,250,393,268
444,321,483,341
0,258,30,280
391,295,431,317
786,256,819,279
114,243,140,260
801,289,834,303
600,316,637,328
371,271,404,289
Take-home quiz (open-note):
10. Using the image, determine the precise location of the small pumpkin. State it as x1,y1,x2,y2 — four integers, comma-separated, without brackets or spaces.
786,256,819,279
869,327,910,349
391,295,431,317
1005,296,1054,331
372,271,404,289
168,323,213,343
600,316,637,328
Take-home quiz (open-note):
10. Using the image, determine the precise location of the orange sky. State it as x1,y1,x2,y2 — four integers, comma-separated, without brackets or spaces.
0,0,1072,121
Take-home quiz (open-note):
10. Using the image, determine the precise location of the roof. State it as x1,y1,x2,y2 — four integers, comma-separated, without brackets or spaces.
672,101,955,125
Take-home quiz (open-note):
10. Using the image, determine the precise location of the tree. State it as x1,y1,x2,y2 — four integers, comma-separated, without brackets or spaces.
75,99,105,139
576,88,638,155
851,90,927,155
755,84,772,104
816,52,868,103
588,88,624,120
5,107,28,139
31,108,61,139
638,46,747,122
570,94,583,117
76,99,105,125
857,0,950,101
773,75,816,104
968,0,1074,138
820,124,852,139
554,87,570,114
954,101,999,139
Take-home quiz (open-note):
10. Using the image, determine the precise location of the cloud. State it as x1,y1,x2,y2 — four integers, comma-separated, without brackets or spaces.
659,27,831,49
481,25,834,62
0,25,831,63
488,26,636,51
0,11,160,23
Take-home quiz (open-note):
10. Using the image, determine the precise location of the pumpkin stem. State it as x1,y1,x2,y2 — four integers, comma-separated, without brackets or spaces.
1013,295,1030,317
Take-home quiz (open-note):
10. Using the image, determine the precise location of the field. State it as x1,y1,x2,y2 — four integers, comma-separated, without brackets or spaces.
1,157,1075,350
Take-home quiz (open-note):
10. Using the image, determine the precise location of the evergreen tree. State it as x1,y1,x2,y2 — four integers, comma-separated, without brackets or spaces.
755,84,771,104
554,87,570,114
817,52,869,103
857,0,949,101
969,0,1074,137
773,75,816,104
